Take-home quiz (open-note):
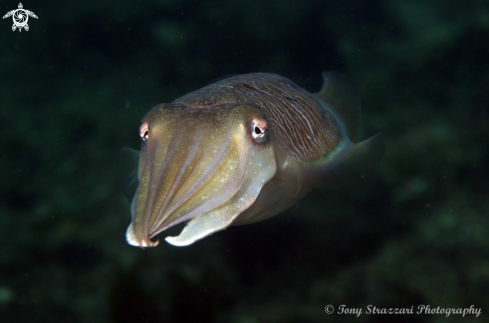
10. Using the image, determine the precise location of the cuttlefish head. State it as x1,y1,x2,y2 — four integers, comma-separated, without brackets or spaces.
126,103,277,247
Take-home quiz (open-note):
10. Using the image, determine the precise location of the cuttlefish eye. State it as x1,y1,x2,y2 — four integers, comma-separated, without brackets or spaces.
140,122,149,141
251,118,269,143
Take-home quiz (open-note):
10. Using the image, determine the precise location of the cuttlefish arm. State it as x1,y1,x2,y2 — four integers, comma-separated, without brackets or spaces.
123,103,276,247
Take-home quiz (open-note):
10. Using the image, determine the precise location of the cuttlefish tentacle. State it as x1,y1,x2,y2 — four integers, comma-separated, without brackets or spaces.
150,126,205,233
153,134,233,229
145,127,204,236
122,72,384,247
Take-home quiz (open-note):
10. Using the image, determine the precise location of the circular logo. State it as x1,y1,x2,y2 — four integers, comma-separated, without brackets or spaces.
14,10,27,27
325,305,334,314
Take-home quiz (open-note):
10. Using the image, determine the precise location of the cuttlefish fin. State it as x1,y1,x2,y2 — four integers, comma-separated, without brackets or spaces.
119,147,140,201
307,134,384,189
313,71,361,142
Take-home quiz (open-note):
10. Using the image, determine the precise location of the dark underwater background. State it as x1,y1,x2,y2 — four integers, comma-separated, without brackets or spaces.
1,0,488,322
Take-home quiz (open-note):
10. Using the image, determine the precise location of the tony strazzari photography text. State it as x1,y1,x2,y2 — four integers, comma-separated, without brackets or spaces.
335,305,481,317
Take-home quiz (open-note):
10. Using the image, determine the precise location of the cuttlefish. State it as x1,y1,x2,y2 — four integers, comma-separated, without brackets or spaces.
121,72,384,247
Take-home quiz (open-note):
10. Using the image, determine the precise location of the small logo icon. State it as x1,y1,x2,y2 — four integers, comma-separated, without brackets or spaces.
325,305,335,314
3,3,38,32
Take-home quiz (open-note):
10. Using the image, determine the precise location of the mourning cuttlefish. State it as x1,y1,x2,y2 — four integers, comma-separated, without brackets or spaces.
121,72,384,247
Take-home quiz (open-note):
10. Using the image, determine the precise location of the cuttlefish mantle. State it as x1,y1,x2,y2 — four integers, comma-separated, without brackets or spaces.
120,72,384,247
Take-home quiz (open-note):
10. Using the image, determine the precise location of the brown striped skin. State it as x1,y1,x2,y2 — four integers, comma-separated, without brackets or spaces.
175,73,341,169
